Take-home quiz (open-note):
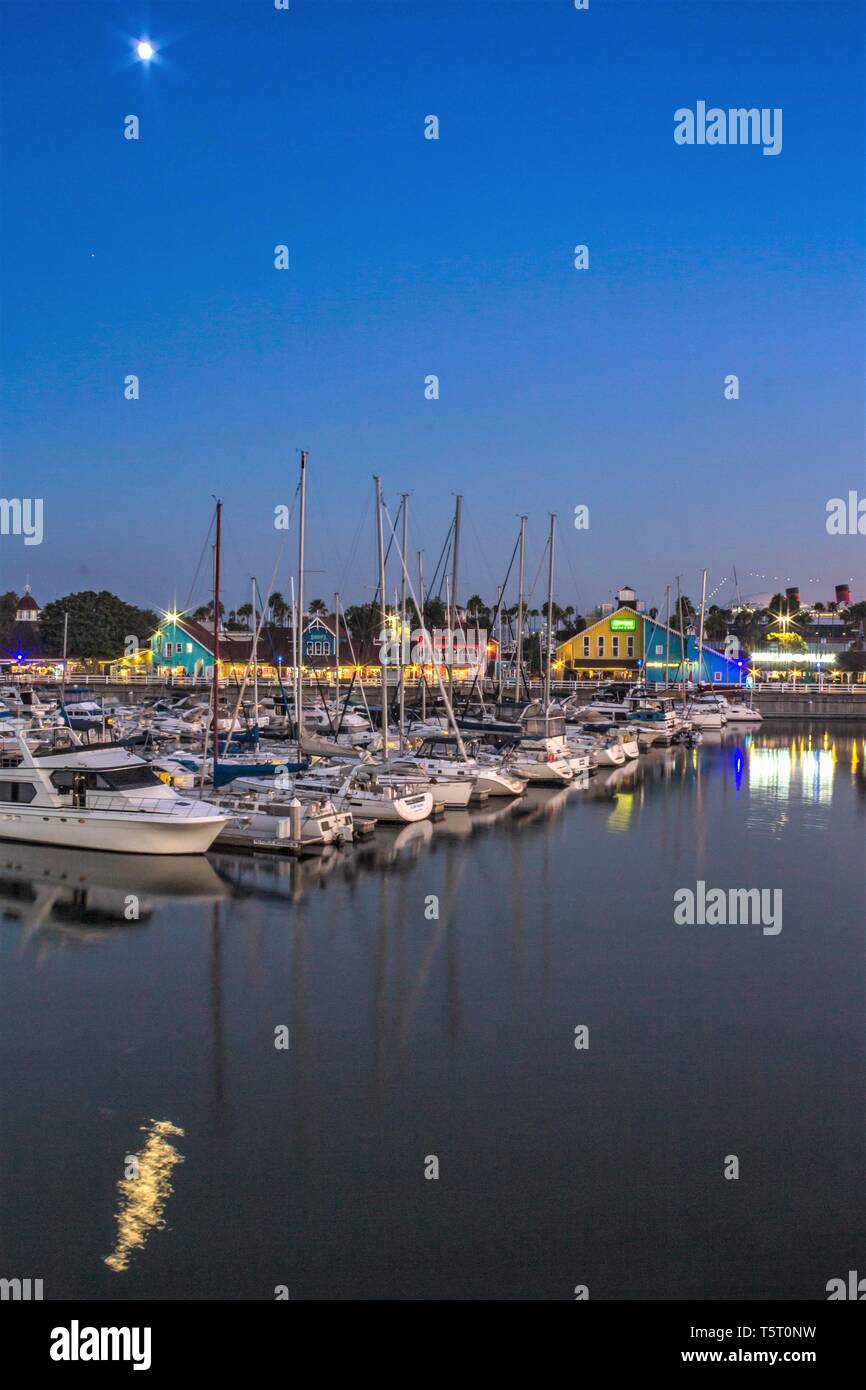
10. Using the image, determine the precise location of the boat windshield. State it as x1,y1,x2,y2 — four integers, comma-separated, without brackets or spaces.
51,765,163,792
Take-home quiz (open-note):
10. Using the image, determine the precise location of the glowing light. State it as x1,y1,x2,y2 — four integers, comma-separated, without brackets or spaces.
136,40,154,60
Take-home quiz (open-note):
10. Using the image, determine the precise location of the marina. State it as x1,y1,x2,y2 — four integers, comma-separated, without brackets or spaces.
1,720,862,1299
1,0,862,1335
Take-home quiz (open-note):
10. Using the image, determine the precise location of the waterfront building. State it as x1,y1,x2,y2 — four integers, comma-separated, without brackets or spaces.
556,604,746,685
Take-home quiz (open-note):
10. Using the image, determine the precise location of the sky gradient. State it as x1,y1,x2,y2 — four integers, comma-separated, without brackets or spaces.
1,0,863,619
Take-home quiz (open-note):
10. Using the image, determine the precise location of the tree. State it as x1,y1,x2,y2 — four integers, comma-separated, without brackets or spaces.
308,598,327,616
190,600,224,623
270,591,288,626
422,596,447,629
38,591,158,660
704,605,732,641
0,591,20,637
343,602,382,642
236,602,254,630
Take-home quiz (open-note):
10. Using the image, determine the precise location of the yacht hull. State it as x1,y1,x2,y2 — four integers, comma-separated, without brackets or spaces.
0,807,228,855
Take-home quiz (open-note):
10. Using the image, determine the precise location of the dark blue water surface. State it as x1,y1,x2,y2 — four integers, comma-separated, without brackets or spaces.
1,722,863,1300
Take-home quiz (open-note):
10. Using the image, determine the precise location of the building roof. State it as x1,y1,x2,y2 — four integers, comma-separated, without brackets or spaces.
16,592,40,612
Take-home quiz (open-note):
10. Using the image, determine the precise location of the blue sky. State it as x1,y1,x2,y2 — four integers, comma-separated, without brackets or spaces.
0,0,863,618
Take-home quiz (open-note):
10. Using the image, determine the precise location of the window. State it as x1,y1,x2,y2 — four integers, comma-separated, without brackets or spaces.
627,636,635,657
165,643,172,657
612,636,620,657
582,636,590,657
186,643,193,654
597,636,605,657
52,765,161,793
655,644,663,655
0,780,36,803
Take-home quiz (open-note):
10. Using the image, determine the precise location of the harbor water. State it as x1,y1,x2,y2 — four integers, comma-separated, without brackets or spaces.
1,721,863,1300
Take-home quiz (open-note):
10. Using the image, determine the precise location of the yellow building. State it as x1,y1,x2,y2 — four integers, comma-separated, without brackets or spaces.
557,607,644,681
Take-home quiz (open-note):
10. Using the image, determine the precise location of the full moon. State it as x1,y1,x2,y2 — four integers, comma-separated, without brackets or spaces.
136,41,154,60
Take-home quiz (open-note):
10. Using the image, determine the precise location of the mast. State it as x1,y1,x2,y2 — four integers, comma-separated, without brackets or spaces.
418,549,426,725
496,583,503,704
543,513,556,719
334,590,341,695
515,514,527,701
449,495,462,706
676,574,687,705
664,583,671,690
399,495,409,750
697,567,708,689
251,576,258,725
296,451,307,739
374,476,389,761
61,610,69,706
290,576,298,727
212,499,222,770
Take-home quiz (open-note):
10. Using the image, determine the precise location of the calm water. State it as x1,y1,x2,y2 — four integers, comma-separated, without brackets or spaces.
1,722,863,1301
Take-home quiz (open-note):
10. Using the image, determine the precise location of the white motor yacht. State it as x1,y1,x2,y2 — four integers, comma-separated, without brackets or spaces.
0,730,228,854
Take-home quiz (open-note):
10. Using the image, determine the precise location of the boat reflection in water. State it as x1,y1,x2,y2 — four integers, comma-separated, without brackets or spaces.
104,1119,185,1273
0,843,229,948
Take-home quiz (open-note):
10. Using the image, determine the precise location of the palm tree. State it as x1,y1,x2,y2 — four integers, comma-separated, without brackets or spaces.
270,591,288,626
308,598,327,616
236,602,253,630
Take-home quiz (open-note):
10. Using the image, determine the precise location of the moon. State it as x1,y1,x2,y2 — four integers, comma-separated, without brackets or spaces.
136,41,154,61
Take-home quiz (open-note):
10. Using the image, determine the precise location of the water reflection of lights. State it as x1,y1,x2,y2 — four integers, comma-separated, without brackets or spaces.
104,1120,185,1273
607,791,635,833
747,743,835,803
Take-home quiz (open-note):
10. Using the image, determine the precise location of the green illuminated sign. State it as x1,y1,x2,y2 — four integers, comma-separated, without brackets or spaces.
610,616,636,631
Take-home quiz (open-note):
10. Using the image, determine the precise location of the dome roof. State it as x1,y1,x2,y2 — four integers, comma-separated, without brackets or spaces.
17,592,39,611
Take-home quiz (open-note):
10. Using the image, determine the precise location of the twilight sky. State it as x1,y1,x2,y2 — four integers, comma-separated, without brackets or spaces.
0,0,863,619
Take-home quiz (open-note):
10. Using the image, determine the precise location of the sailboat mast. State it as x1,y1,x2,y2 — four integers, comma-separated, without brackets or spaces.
449,495,462,706
544,513,556,716
676,574,687,705
334,591,341,690
399,495,409,750
496,584,503,704
296,452,307,735
697,567,708,689
418,549,426,725
515,514,527,700
374,476,389,761
212,499,222,770
664,583,671,690
251,576,258,724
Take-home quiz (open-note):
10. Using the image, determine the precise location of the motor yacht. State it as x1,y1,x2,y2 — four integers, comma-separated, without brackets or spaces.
0,729,228,854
